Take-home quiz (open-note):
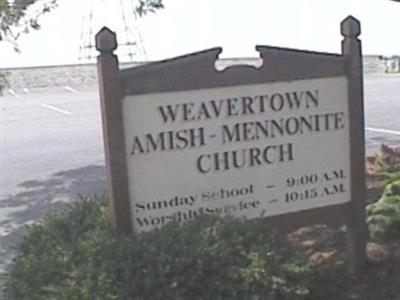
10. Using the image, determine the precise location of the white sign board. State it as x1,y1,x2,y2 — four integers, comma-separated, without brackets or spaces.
122,77,350,232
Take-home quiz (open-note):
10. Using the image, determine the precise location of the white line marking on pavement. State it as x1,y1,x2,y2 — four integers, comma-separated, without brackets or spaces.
64,86,79,93
8,89,20,98
41,103,72,115
366,127,400,136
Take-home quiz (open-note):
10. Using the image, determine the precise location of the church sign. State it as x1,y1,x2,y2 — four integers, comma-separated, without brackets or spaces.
123,77,350,230
96,16,367,275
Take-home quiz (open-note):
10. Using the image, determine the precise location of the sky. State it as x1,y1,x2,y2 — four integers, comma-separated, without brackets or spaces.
0,0,399,68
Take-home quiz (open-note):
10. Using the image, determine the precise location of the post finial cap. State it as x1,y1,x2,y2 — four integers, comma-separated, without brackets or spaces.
95,27,117,53
341,16,361,38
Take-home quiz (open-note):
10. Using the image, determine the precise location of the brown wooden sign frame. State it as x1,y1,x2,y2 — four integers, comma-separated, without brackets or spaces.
96,16,368,276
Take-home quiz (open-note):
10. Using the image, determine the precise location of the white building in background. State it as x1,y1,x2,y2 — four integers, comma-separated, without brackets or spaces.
381,56,400,73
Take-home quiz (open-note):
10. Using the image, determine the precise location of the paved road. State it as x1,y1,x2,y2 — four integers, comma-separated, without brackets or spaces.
0,74,399,296
364,74,400,152
1,88,105,197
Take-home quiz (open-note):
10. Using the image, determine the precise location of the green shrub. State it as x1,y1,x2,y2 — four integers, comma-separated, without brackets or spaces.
6,196,310,300
367,176,400,241
366,144,400,241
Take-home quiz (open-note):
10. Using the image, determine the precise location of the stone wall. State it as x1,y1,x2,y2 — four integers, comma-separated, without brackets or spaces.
0,64,98,92
0,56,386,93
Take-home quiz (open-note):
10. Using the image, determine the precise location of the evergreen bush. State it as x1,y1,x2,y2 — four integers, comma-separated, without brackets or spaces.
367,175,400,241
366,144,400,241
6,197,310,300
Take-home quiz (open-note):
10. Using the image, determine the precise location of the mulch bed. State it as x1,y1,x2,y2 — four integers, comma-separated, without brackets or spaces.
289,225,400,300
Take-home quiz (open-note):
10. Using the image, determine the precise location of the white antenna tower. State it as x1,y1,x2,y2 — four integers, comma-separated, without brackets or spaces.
79,0,147,63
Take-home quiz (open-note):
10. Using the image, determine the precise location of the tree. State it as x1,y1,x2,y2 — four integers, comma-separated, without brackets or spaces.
0,0,58,51
0,0,163,51
136,0,164,16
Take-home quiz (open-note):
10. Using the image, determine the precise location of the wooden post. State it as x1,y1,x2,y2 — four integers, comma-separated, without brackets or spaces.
341,16,368,276
96,28,133,234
